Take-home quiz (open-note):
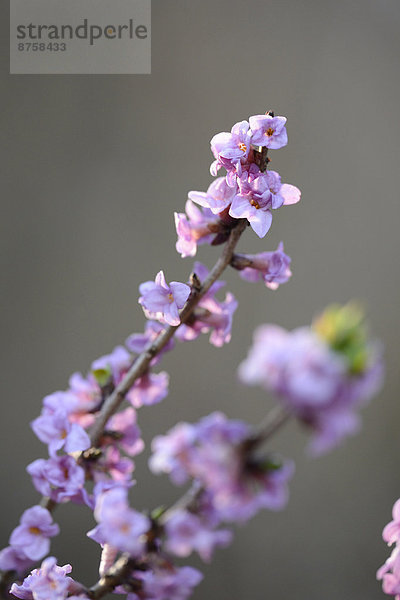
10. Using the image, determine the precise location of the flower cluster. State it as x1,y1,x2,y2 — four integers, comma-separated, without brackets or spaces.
83,484,206,600
0,344,154,574
239,303,383,454
27,349,147,494
126,565,203,600
150,412,293,561
10,557,84,600
1,111,301,598
204,114,298,235
175,112,300,256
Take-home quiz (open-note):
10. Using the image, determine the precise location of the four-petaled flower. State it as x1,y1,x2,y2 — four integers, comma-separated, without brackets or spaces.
249,114,288,149
88,487,150,557
10,556,74,600
188,177,238,215
174,201,216,258
31,409,90,457
229,165,273,237
210,120,252,178
237,242,292,289
9,506,59,560
139,271,190,326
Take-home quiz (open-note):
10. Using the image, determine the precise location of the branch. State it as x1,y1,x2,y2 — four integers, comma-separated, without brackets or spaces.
84,404,290,600
0,220,248,600
246,404,291,448
160,404,290,523
85,554,137,599
88,218,248,447
230,253,254,270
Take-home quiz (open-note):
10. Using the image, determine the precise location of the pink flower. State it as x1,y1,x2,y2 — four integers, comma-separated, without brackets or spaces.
236,242,292,289
127,372,169,408
175,262,237,347
0,546,33,575
384,500,400,546
139,271,190,326
127,566,203,600
105,407,144,456
188,177,238,215
27,456,86,504
229,165,273,238
126,320,174,365
9,506,59,561
265,170,301,208
89,487,150,557
165,510,232,562
378,546,400,599
210,120,251,178
239,316,383,455
150,413,293,523
31,408,90,457
10,557,74,600
249,114,288,149
174,201,216,258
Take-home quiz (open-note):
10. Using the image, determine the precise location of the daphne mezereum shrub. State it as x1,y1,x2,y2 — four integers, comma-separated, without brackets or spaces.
0,112,384,600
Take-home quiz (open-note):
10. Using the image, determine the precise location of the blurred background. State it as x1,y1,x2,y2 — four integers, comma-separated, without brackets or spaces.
1,0,400,598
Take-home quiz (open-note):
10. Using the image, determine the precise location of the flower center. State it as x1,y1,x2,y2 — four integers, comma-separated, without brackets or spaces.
193,225,211,240
238,142,247,152
29,526,41,535
167,293,174,303
60,429,68,439
266,127,274,137
120,523,130,534
250,199,260,209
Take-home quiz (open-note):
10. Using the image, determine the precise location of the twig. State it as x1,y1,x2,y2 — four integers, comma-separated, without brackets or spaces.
84,404,290,600
230,253,254,270
85,554,136,599
247,404,291,448
158,480,203,526
0,219,247,599
40,497,57,512
0,141,272,598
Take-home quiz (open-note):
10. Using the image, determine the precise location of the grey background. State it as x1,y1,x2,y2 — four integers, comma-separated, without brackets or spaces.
10,0,151,74
1,1,400,598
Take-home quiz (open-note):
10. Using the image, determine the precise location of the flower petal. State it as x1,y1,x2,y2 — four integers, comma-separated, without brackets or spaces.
248,210,273,238
281,184,301,205
169,282,191,308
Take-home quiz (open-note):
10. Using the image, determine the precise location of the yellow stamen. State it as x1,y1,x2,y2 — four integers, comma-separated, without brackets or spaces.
29,526,41,535
250,199,260,210
266,127,274,137
238,142,247,152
